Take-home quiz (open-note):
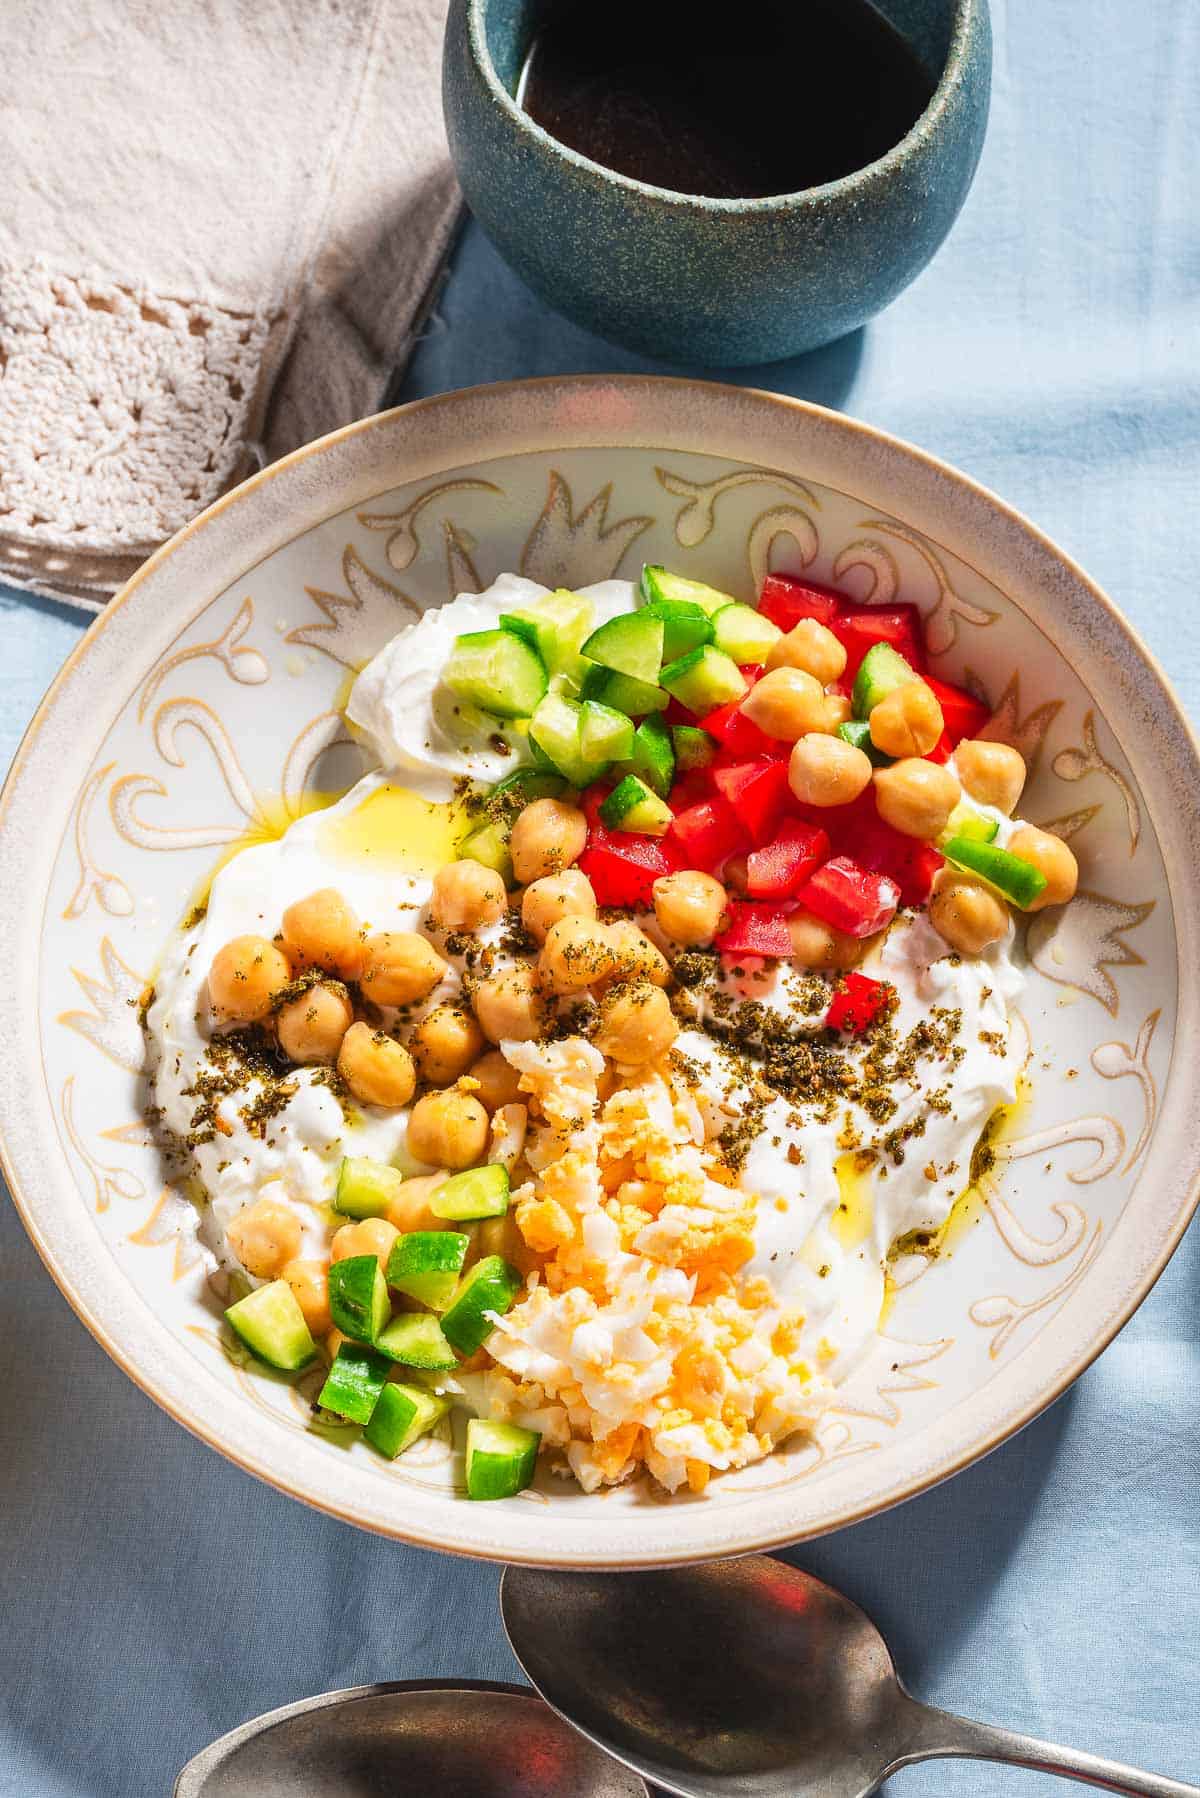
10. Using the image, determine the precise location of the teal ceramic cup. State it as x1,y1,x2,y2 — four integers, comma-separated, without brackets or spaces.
443,0,991,365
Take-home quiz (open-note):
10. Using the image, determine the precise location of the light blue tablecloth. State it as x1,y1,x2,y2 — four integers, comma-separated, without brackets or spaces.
4,3,1199,1792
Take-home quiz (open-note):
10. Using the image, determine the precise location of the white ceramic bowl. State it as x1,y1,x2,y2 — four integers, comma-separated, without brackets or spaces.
3,376,1197,1567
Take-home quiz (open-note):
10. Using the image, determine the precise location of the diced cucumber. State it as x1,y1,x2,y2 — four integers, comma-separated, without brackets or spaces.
660,645,747,715
375,1312,458,1370
580,611,665,685
851,642,917,720
641,597,713,660
579,665,670,716
386,1230,471,1309
671,724,718,772
942,803,999,845
501,589,595,684
489,767,569,808
442,630,548,720
441,1256,523,1355
941,836,1048,910
432,1164,510,1222
364,1382,451,1460
334,1156,404,1220
529,693,606,787
318,1343,390,1423
579,700,636,765
710,602,783,664
465,1418,540,1500
328,1255,391,1344
225,1280,316,1372
836,718,893,768
621,715,675,798
640,565,735,617
599,774,674,837
457,820,513,884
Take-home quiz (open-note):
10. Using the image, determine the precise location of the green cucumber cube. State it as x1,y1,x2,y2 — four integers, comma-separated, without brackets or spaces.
386,1231,471,1309
660,645,747,715
334,1156,404,1219
501,590,595,684
529,693,606,787
225,1280,316,1372
710,602,783,664
441,1256,523,1355
941,837,1048,910
456,821,513,884
851,642,918,720
328,1255,392,1344
364,1382,451,1459
465,1418,540,1500
374,1312,458,1370
317,1342,391,1423
580,611,665,685
599,775,673,837
579,665,670,716
641,597,713,660
836,718,892,768
639,565,735,616
942,803,999,845
622,715,675,797
671,724,718,772
431,1164,510,1222
442,629,548,720
488,767,569,809
579,700,636,765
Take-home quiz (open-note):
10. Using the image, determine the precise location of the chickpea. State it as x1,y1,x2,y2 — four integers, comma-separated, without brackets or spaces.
226,1195,302,1278
594,979,678,1064
331,1216,399,1266
823,692,853,729
1007,824,1079,911
607,919,671,986
409,1003,485,1086
869,680,944,759
431,858,507,932
473,1211,533,1273
788,733,873,808
280,888,366,980
472,962,546,1043
276,982,354,1065
873,759,960,840
786,910,869,970
928,870,1011,955
766,618,847,685
521,868,597,943
384,1173,448,1234
337,1022,416,1108
955,738,1027,816
652,870,728,946
281,1257,332,1337
739,667,830,742
539,915,618,994
208,935,291,1025
359,931,447,1007
406,1086,490,1169
510,797,587,884
468,1048,523,1112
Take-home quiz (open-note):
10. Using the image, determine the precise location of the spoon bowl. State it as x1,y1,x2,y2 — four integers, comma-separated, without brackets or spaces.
174,1678,652,1798
501,1558,1200,1798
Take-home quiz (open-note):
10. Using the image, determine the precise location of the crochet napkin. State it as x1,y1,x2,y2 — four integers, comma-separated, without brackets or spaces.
0,0,460,610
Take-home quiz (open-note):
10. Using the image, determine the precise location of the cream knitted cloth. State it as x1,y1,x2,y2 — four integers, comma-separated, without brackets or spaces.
0,0,460,608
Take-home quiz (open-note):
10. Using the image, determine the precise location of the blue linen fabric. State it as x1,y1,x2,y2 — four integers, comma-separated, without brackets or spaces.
3,2,1199,1791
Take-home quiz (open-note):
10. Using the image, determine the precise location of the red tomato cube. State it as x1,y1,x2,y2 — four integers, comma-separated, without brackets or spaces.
798,856,900,937
833,604,925,680
826,972,891,1034
923,674,991,747
714,901,794,957
578,829,678,907
666,797,748,874
710,758,793,846
745,820,831,897
758,574,844,634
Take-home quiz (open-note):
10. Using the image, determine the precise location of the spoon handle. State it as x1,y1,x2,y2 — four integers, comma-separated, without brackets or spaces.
904,1703,1200,1798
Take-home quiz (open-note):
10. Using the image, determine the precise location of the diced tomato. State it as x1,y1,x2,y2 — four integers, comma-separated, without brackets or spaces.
797,856,900,937
700,698,779,759
580,782,613,829
578,828,678,907
813,790,943,908
667,769,715,814
714,901,793,958
666,796,747,874
826,972,892,1035
832,604,925,680
711,758,792,845
926,731,954,765
745,819,831,898
663,696,694,728
923,674,990,747
758,574,843,634
892,839,944,906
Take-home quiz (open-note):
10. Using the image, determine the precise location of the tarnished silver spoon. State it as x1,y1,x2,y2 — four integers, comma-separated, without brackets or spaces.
501,1558,1200,1798
174,1678,651,1796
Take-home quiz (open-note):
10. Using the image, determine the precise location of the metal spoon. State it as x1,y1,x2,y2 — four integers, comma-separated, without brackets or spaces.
501,1557,1200,1798
174,1678,651,1796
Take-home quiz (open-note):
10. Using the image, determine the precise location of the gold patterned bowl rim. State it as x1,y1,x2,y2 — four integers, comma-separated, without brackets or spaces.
2,374,1198,1566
